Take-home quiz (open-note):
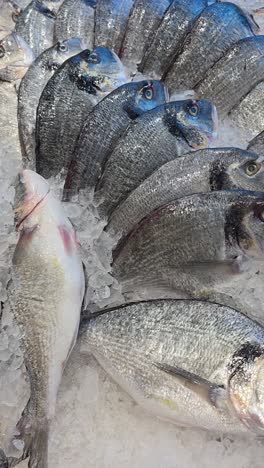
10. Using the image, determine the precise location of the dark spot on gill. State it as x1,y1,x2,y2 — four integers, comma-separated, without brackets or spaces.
224,202,251,249
69,69,99,94
228,343,264,381
209,160,230,191
163,110,182,138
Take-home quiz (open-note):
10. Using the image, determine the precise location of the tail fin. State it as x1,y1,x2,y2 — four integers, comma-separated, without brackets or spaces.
28,425,49,468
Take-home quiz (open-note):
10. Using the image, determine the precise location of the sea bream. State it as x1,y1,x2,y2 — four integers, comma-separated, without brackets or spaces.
82,299,264,434
36,47,127,179
18,37,84,169
54,0,95,48
164,2,258,92
0,32,34,81
63,80,167,198
5,170,85,467
230,82,264,136
112,190,264,324
108,148,264,238
95,99,217,218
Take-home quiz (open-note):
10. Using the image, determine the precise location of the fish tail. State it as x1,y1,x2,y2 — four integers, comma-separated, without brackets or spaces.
28,423,49,468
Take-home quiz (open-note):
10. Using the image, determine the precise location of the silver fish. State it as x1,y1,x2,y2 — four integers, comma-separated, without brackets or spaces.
82,299,264,434
248,131,264,157
35,47,127,179
63,80,167,198
94,0,134,55
230,82,264,136
0,0,21,33
164,2,257,92
112,190,264,323
6,169,85,467
0,32,34,81
54,0,95,48
120,0,172,71
196,36,264,118
15,0,62,57
18,37,84,169
95,99,217,218
108,148,264,238
139,0,207,78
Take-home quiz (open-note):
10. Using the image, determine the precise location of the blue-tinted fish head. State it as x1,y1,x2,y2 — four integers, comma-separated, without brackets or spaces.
130,80,168,117
167,99,218,149
55,37,84,62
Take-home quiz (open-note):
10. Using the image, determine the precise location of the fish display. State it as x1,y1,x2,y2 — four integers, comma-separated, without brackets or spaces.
82,299,264,434
196,36,264,117
54,0,95,47
94,0,134,55
112,190,264,322
18,37,84,168
63,80,167,199
164,2,257,92
36,47,127,179
15,0,60,57
120,0,172,70
108,148,264,238
95,99,217,218
0,0,22,33
139,0,207,78
0,32,34,81
248,131,264,156
6,169,85,467
230,82,264,136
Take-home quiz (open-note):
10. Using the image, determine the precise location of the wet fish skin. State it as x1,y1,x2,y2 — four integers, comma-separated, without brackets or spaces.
82,299,264,434
15,0,61,57
94,0,134,54
0,0,22,33
54,0,95,48
164,2,256,92
95,99,217,218
196,36,264,118
0,32,34,81
248,131,264,157
108,148,264,238
7,169,85,467
112,190,264,320
63,80,167,198
120,0,172,70
139,0,207,78
36,47,127,179
18,37,84,169
230,82,264,136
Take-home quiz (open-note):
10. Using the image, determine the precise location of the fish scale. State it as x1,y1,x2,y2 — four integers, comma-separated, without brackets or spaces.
54,0,95,47
230,82,264,136
248,131,264,156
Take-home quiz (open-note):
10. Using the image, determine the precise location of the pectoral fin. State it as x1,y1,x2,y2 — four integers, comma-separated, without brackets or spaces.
155,362,227,411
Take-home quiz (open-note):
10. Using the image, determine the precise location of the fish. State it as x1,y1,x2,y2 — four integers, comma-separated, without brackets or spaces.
63,80,167,199
120,0,172,71
0,0,22,33
94,0,134,55
54,0,95,48
82,299,264,434
0,32,34,81
108,148,264,238
164,2,257,92
18,37,84,169
139,0,207,79
5,169,85,467
15,0,62,57
196,36,264,118
230,82,264,136
248,131,264,157
35,47,127,179
95,99,218,218
112,190,264,323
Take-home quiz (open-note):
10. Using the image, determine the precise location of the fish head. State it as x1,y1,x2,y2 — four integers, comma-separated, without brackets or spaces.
0,33,34,79
166,99,218,149
52,37,84,65
226,153,264,192
75,47,127,94
124,80,168,118
14,170,50,229
0,0,21,32
224,192,264,260
228,343,264,433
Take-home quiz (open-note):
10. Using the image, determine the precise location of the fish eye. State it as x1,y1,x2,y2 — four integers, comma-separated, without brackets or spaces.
188,102,199,117
89,52,98,62
58,42,68,52
12,10,20,22
143,86,154,100
244,161,261,176
0,45,5,59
